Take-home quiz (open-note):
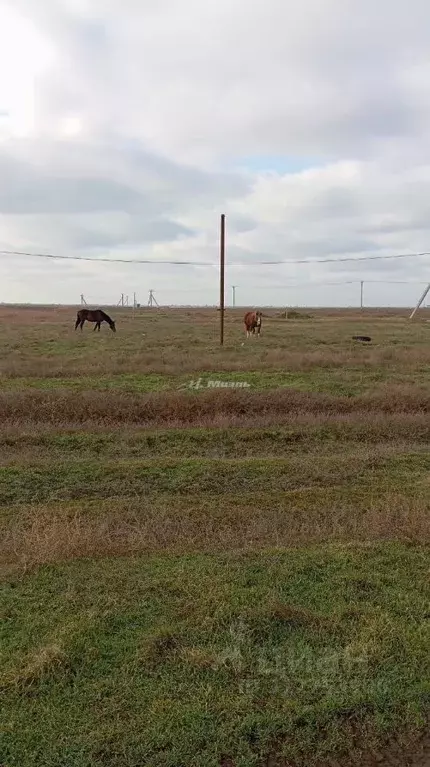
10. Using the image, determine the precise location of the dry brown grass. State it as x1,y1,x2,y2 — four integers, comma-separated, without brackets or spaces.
0,385,429,427
2,492,429,570
0,643,69,692
0,410,428,444
0,305,429,573
3,345,430,378
1,304,430,379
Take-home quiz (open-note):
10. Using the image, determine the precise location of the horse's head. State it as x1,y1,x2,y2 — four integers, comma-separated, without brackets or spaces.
110,320,116,332
256,311,262,326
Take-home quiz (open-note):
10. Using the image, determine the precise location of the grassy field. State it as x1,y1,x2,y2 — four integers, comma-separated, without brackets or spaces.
1,305,429,767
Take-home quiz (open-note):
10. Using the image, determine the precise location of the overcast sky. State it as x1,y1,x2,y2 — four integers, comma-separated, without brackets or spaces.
1,0,430,307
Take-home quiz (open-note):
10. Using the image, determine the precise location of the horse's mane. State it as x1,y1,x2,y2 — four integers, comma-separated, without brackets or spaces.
99,309,112,322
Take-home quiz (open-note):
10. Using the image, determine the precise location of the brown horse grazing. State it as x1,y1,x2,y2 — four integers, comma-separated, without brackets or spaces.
244,310,262,338
74,308,116,332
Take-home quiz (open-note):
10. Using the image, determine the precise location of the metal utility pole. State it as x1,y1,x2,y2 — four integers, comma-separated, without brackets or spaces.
80,294,87,306
148,289,159,308
220,213,225,345
410,283,430,319
360,281,364,309
232,285,237,307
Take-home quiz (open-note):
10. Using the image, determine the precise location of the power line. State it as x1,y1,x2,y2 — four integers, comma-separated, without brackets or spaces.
0,250,213,266
233,251,430,265
140,279,430,293
256,279,430,289
356,279,429,284
0,248,429,266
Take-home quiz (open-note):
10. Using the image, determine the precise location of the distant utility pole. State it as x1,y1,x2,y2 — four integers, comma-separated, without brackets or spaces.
80,294,87,306
148,289,159,308
220,213,225,346
232,285,237,307
360,281,364,309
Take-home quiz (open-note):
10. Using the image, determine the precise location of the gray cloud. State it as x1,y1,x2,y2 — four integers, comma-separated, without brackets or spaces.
1,0,430,306
65,216,194,249
0,154,142,214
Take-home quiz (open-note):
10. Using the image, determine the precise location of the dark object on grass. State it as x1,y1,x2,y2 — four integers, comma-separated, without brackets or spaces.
75,308,116,332
352,335,371,342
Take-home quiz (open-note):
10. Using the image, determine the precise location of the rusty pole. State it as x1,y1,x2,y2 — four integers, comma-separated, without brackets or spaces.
220,214,225,345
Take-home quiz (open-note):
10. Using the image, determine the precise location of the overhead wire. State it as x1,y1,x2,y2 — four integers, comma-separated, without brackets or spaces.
0,248,429,266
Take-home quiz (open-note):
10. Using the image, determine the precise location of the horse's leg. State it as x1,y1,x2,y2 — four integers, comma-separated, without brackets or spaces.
75,317,80,330
80,319,85,331
93,322,98,332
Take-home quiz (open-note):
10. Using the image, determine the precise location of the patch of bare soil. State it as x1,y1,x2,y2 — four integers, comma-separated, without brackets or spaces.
220,730,430,767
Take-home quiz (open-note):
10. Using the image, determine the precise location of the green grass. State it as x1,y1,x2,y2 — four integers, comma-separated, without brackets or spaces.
1,544,428,767
1,367,430,397
1,418,430,461
1,307,429,766
0,450,429,506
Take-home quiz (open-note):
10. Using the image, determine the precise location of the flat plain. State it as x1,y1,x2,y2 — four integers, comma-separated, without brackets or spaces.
0,304,429,767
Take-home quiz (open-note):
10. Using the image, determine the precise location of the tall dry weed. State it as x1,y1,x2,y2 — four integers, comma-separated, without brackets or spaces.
0,386,429,426
2,494,429,570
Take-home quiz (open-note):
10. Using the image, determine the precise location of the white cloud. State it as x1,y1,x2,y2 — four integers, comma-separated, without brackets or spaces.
0,0,430,307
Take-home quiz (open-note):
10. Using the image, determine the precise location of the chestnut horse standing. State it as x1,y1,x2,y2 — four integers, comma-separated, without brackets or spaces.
74,308,116,332
244,310,262,338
